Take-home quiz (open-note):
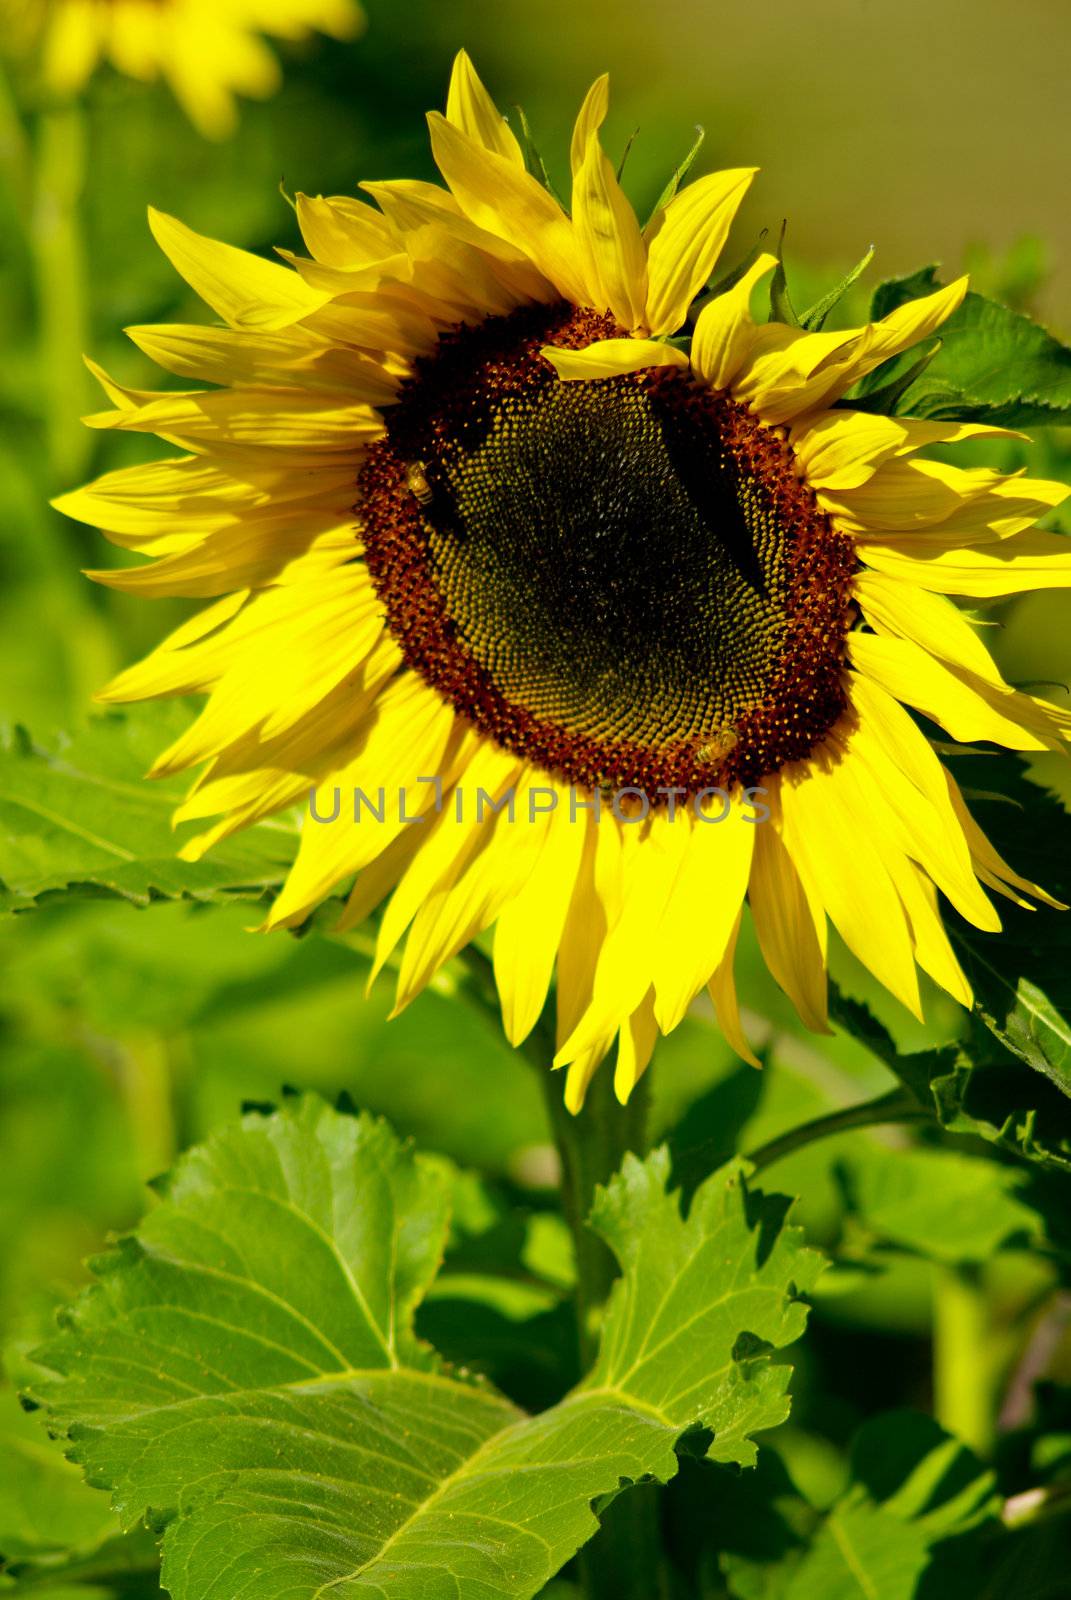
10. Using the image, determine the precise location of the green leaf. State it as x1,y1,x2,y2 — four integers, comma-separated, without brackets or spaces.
0,1386,159,1600
834,1145,1046,1264
829,984,1071,1174
850,266,1071,424
0,708,295,916
722,1413,1000,1600
30,1098,822,1600
0,1387,118,1568
799,246,874,332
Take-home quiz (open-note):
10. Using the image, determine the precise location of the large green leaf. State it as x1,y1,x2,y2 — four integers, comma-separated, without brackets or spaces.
705,1413,1071,1600
30,1097,822,1600
0,709,295,915
850,266,1071,424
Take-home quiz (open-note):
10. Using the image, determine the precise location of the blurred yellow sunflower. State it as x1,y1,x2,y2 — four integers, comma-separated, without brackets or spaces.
11,0,362,138
57,54,1071,1106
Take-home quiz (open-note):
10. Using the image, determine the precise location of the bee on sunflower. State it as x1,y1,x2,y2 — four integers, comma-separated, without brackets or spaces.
5,0,363,137
56,53,1071,1108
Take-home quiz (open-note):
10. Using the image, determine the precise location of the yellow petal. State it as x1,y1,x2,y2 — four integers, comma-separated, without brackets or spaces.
708,910,760,1068
644,168,757,335
148,209,329,330
894,863,974,1007
614,990,659,1103
84,383,383,453
555,812,685,1065
125,323,397,403
372,736,516,981
861,528,1071,597
944,768,1065,910
295,193,398,269
427,112,588,305
850,632,1059,751
572,130,648,329
690,252,778,390
831,276,969,393
821,457,1012,536
445,50,524,167
555,817,615,1053
847,672,1000,931
570,75,610,176
791,410,914,492
393,770,551,1014
854,570,1005,685
779,751,922,1019
748,803,829,1031
649,803,755,1033
265,676,462,928
541,338,689,381
493,792,586,1046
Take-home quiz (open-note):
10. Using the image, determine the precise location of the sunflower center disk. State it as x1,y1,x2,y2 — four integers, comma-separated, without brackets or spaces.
359,305,856,801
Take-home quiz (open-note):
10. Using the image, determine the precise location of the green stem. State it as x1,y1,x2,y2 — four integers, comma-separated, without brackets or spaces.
539,1060,650,1367
453,945,649,1363
745,1087,931,1172
0,61,32,222
451,947,661,1597
32,102,93,486
933,1263,994,1454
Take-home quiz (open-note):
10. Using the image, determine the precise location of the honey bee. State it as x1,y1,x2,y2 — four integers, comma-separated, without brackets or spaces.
405,460,433,507
694,728,738,766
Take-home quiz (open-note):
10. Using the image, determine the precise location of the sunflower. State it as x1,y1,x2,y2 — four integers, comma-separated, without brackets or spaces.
57,53,1071,1108
9,0,362,138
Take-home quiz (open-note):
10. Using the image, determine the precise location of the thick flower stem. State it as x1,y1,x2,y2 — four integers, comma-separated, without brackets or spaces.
538,1063,651,1368
453,941,651,1363
451,947,661,1594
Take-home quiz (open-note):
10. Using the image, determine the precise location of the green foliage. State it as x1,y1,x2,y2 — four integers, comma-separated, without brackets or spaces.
29,1097,821,1600
2,7,1071,1592
0,709,295,915
719,1415,1000,1599
945,760,1071,1098
667,1412,1071,1600
834,1145,1048,1264
0,1387,117,1568
851,266,1071,424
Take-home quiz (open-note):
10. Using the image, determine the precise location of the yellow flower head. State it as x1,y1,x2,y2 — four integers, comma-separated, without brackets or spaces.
58,54,1071,1106
10,0,363,138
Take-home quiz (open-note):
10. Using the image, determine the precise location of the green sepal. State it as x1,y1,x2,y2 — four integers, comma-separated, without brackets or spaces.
512,104,566,208
769,220,799,326
799,243,875,330
616,127,640,183
646,124,705,225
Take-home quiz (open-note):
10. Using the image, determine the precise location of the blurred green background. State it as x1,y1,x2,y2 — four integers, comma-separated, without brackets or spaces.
1,0,1070,1557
